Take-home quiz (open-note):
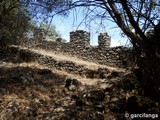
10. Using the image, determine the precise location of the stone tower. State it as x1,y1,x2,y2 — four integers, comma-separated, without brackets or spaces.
70,30,90,48
98,32,111,48
33,28,46,40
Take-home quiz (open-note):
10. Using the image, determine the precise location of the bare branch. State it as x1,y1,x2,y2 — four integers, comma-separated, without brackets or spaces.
120,0,147,41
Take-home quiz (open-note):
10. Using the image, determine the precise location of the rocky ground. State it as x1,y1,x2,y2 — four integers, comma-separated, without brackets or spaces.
0,46,159,120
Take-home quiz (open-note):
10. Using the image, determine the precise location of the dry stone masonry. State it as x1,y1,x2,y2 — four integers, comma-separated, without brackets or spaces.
70,30,90,49
33,28,47,39
98,32,111,48
18,30,134,67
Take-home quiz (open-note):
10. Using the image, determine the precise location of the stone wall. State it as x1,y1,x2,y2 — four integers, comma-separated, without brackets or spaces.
70,30,90,49
98,33,111,48
18,30,134,67
33,28,47,39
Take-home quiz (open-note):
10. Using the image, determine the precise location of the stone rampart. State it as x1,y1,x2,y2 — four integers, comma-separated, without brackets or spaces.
18,30,134,67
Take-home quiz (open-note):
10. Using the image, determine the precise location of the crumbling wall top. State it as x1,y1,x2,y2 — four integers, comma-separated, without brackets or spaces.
70,30,90,48
98,32,111,48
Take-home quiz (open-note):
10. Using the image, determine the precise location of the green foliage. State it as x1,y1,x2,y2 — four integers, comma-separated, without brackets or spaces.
22,0,160,99
40,23,61,40
20,0,72,23
0,0,69,46
30,22,61,40
0,0,31,46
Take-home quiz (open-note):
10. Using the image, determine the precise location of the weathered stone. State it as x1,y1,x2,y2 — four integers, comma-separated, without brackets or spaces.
65,78,81,91
6,107,19,117
93,112,104,120
97,68,110,79
108,98,126,113
18,30,134,68
36,69,53,75
86,89,105,102
107,70,120,79
23,106,37,117
56,38,66,43
6,101,19,116
117,74,138,91
93,103,105,112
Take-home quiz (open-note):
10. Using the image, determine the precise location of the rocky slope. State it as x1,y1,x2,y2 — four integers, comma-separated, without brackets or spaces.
0,46,159,120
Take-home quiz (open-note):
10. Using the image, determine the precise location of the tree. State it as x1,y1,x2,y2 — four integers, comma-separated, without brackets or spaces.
2,0,160,98
0,0,68,47
19,0,68,40
20,0,72,23
41,23,61,40
33,23,61,40
0,0,31,47
23,0,160,99
72,0,160,99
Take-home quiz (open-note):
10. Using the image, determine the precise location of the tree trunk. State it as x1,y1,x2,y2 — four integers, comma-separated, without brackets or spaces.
137,35,160,100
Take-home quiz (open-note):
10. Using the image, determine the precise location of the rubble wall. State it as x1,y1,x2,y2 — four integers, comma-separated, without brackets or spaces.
18,30,134,67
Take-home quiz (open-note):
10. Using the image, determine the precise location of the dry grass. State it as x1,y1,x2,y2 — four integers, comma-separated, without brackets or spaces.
11,45,125,72
0,59,104,120
0,45,158,120
0,46,127,119
1,61,103,85
0,61,68,119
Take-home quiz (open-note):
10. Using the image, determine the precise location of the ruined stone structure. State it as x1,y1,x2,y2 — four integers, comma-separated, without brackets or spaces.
19,30,134,67
98,32,111,48
70,30,111,49
33,28,47,39
70,30,90,48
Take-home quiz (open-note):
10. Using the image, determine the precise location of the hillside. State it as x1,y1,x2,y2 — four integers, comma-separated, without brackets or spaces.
0,45,159,120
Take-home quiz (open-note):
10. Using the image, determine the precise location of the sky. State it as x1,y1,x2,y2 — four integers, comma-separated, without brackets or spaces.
51,10,129,47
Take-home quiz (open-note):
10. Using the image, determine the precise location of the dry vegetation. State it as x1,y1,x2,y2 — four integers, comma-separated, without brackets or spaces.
12,45,123,71
0,45,159,120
